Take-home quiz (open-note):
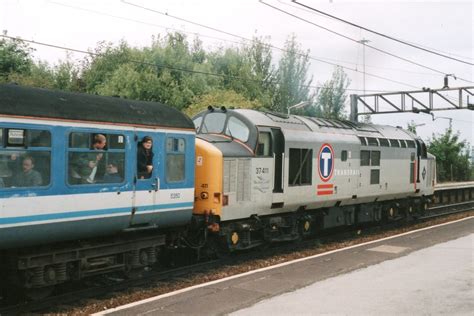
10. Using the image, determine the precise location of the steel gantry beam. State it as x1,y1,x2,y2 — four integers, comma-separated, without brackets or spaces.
350,86,474,122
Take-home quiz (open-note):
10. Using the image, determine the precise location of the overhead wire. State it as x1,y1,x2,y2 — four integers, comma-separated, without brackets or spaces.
292,0,474,66
52,1,442,78
277,0,474,62
259,1,474,84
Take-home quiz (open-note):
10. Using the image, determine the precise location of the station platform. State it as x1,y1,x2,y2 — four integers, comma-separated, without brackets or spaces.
97,216,474,316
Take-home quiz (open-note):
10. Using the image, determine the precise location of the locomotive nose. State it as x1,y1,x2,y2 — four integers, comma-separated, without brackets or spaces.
193,138,223,218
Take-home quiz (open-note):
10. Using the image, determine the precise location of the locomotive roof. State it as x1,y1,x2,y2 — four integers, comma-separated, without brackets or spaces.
231,109,415,140
0,84,194,130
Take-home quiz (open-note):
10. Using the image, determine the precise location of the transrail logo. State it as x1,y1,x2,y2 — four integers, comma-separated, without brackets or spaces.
318,143,334,182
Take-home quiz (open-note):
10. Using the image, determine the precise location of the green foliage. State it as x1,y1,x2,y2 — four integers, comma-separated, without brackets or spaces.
313,67,350,119
185,89,262,117
427,128,471,182
406,121,418,135
0,32,34,81
1,30,349,119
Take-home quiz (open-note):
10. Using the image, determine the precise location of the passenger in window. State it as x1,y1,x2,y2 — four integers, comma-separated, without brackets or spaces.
71,134,107,184
103,161,122,183
13,156,42,187
137,136,154,179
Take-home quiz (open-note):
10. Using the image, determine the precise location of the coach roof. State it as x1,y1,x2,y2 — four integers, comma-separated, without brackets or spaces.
0,84,194,129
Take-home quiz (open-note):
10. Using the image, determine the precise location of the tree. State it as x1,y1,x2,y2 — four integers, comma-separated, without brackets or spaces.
313,67,350,119
272,34,316,114
0,32,34,81
427,128,471,182
407,121,418,135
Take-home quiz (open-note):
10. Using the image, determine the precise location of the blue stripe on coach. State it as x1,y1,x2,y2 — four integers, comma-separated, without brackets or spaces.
0,202,193,225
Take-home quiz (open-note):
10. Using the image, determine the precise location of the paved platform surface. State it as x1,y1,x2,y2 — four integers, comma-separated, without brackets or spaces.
98,217,474,316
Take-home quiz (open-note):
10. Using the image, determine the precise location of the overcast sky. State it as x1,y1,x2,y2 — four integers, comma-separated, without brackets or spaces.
1,0,473,145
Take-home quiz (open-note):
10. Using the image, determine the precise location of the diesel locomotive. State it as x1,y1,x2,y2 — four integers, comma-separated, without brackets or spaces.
0,84,435,295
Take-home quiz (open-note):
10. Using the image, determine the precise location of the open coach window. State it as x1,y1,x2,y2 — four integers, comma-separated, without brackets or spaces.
0,127,51,189
67,132,125,185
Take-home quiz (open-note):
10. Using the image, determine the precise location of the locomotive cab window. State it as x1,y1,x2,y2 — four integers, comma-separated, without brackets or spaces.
257,132,272,157
200,112,226,134
0,128,51,189
166,137,185,182
226,117,249,142
68,132,125,185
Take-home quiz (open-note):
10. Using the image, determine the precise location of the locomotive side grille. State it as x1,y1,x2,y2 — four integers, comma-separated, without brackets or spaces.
224,159,237,193
237,159,251,201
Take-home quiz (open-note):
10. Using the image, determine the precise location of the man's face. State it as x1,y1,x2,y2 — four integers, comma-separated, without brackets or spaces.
22,159,33,173
94,140,106,150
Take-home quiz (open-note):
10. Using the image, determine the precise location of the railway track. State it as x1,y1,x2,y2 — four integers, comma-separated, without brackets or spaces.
1,195,472,314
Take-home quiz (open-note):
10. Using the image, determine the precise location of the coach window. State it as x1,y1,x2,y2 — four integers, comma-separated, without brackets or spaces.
0,128,51,189
68,132,125,185
257,132,272,157
371,151,380,166
400,140,407,148
226,117,249,142
289,148,312,186
166,137,185,182
360,150,370,166
370,169,380,185
341,150,348,162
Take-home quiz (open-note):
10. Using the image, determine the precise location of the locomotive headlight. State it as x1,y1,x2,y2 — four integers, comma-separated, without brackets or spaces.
200,192,209,199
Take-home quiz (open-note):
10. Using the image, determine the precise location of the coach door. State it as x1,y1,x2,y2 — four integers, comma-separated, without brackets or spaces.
132,132,163,225
272,128,285,206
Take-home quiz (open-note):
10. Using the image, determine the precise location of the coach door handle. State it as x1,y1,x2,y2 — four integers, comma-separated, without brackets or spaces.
154,176,160,192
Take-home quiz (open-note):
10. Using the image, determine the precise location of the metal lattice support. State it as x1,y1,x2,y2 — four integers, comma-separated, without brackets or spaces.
350,86,474,122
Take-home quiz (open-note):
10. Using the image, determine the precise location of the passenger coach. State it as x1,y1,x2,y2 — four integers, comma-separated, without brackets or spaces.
0,84,194,292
